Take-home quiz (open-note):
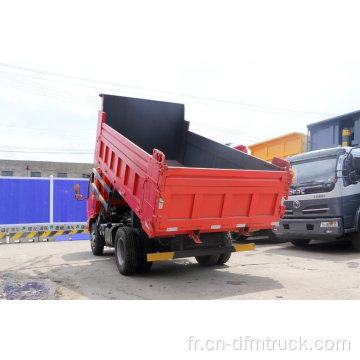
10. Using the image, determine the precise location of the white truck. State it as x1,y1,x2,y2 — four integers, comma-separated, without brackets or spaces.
274,146,360,250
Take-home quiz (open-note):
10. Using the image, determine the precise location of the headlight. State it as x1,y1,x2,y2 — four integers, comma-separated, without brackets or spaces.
320,221,338,228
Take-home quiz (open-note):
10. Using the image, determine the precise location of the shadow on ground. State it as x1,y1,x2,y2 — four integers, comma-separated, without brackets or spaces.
239,236,287,245
0,237,290,300
54,249,283,300
264,239,360,261
0,246,284,300
62,248,114,262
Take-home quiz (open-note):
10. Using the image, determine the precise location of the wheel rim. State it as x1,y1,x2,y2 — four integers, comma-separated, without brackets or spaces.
116,237,125,267
90,229,96,248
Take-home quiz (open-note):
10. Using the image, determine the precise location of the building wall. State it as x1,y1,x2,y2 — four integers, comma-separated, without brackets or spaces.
308,111,360,151
0,159,93,178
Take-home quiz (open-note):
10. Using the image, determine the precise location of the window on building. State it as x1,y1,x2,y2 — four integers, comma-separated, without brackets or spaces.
31,171,41,177
82,173,90,178
1,170,13,176
57,172,67,178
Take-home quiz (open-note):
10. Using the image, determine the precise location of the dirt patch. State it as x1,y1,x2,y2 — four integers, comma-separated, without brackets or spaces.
0,273,57,300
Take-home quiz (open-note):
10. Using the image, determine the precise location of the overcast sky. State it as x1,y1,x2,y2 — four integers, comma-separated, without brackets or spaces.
1,0,360,163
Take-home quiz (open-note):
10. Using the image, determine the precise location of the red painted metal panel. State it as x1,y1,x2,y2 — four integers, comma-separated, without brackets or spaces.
92,98,292,238
150,167,290,236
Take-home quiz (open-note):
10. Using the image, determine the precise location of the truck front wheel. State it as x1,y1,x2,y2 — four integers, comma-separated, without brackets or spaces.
290,239,310,247
90,222,105,256
115,227,138,275
349,232,360,251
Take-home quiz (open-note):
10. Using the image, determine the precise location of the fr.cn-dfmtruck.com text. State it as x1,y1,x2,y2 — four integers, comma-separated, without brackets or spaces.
187,336,351,352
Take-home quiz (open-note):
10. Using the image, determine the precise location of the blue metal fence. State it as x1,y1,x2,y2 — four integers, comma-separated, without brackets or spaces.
0,176,90,243
0,176,88,226
0,178,50,224
53,179,87,223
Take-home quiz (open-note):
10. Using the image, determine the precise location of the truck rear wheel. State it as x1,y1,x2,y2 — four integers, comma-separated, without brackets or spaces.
134,229,153,274
217,234,232,265
195,254,220,266
290,239,310,247
115,227,138,275
349,232,360,251
90,222,105,256
217,252,231,265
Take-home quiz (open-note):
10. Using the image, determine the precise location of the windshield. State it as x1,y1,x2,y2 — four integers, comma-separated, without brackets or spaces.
291,157,337,188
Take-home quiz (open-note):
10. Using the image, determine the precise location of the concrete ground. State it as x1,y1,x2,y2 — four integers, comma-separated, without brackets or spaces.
0,238,359,300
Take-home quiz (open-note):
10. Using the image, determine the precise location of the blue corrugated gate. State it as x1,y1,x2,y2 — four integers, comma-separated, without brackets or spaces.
0,176,90,243
53,179,87,223
0,178,50,224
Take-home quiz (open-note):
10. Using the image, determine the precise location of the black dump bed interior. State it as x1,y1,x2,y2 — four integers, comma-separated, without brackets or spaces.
102,94,280,171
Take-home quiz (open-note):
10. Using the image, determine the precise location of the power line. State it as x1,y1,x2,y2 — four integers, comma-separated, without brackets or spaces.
0,69,100,91
0,145,93,150
0,79,99,109
0,74,263,142
0,149,94,154
0,78,98,105
0,71,99,108
0,145,94,154
0,71,99,104
0,62,335,118
0,125,94,138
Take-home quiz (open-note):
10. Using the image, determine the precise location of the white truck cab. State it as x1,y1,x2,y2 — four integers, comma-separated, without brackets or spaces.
274,147,360,250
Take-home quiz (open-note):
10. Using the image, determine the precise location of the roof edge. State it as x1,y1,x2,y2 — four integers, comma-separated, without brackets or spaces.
307,110,360,129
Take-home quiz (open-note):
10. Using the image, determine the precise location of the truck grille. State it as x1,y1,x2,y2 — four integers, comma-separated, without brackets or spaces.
284,204,329,216
302,205,329,215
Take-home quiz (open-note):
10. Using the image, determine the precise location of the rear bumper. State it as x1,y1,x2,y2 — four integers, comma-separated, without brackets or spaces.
147,243,254,262
274,217,344,239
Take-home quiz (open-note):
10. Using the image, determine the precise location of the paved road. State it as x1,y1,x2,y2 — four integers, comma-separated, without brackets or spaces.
0,239,359,299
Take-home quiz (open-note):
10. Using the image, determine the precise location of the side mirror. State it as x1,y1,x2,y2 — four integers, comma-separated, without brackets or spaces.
345,154,360,184
351,155,360,173
73,184,83,200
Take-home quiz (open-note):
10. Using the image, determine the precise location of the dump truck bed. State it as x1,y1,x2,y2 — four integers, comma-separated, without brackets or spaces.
94,95,291,238
249,132,308,161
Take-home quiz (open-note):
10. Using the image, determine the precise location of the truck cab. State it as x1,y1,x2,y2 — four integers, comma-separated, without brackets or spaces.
274,147,360,250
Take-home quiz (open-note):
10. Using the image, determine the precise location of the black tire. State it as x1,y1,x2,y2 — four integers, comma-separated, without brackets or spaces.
217,252,231,265
217,233,232,265
349,232,360,251
134,229,153,274
90,222,105,256
195,254,220,266
114,227,138,275
291,239,311,247
227,231,248,242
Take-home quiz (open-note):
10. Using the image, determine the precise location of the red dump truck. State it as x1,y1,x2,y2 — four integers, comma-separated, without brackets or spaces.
74,94,292,275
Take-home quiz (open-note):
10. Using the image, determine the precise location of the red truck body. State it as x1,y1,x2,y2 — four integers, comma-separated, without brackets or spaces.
90,95,291,240
234,144,248,153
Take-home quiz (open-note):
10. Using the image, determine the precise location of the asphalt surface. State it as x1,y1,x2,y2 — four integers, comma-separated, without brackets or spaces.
0,238,359,300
